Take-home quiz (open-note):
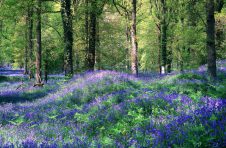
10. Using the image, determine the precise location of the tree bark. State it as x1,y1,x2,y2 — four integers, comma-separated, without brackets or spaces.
0,21,2,50
206,0,217,79
95,18,101,70
85,0,89,69
44,48,48,83
167,40,172,73
216,0,224,13
167,49,172,73
35,0,42,84
87,0,97,71
61,0,74,76
130,0,138,76
160,0,167,74
28,5,34,79
156,23,162,74
24,16,29,75
126,23,131,71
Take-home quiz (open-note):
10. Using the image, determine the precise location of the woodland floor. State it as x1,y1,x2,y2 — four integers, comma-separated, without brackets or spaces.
0,61,225,147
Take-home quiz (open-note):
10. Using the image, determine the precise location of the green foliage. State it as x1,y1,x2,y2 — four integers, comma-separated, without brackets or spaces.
8,115,25,126
0,0,225,73
148,72,226,99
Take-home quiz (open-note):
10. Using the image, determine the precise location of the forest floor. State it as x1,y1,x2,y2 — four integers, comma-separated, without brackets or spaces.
0,61,226,147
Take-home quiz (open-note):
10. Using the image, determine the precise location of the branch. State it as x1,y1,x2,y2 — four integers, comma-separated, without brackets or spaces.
43,22,62,39
113,0,124,16
112,0,130,17
42,0,59,2
42,11,61,14
192,7,207,27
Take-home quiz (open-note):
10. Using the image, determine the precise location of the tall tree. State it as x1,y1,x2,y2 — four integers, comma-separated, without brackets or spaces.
61,0,74,76
35,0,42,85
0,20,2,46
95,19,101,70
113,0,139,76
85,0,106,71
131,0,138,75
24,15,29,75
84,0,90,69
150,0,172,74
160,0,167,73
206,0,217,79
87,0,97,71
28,5,34,79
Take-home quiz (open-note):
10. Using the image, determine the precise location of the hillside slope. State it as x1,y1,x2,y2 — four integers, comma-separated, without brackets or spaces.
0,61,226,147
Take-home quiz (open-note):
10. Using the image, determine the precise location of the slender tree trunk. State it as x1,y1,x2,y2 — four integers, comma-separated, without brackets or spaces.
216,20,224,58
126,23,131,71
75,47,80,72
206,0,217,79
85,0,89,69
35,0,42,84
61,0,74,76
130,0,138,76
44,63,48,83
156,24,162,74
44,48,48,83
28,6,34,79
88,0,96,71
24,50,29,75
160,0,167,74
24,16,28,75
95,18,101,70
0,21,2,47
216,0,224,13
180,60,184,72
167,43,172,73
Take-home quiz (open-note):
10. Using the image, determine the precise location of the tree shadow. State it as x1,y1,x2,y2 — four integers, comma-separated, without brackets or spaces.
0,90,51,104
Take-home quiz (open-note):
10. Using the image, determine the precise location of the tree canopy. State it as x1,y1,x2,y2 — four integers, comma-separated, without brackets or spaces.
0,0,225,80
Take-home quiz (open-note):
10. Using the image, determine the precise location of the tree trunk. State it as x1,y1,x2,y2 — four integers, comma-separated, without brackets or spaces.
0,21,2,45
216,0,224,13
156,23,162,74
28,5,34,79
167,50,172,73
85,0,89,69
126,23,131,71
160,0,167,74
44,62,48,83
35,0,42,84
24,16,28,75
44,47,49,83
88,0,96,71
206,0,217,79
167,42,172,73
216,19,224,59
180,60,184,72
95,18,101,70
61,0,74,76
130,0,138,76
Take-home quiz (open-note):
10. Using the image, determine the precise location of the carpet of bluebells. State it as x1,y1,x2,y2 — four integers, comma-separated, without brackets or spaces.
0,61,226,148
